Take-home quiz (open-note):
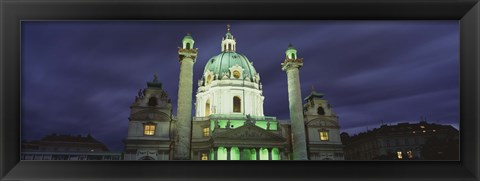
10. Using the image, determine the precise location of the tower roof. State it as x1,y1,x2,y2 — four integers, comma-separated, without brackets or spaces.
287,43,296,50
304,90,325,101
182,33,193,41
147,73,162,88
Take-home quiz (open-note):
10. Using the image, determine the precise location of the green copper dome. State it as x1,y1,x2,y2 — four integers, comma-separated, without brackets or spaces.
203,52,257,79
183,34,193,41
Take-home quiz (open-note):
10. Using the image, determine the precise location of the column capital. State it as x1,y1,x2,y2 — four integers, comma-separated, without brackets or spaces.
281,58,304,71
178,48,198,63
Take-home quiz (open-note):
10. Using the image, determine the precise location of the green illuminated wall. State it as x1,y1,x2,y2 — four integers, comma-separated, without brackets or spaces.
250,149,257,160
272,148,280,160
217,147,227,160
260,148,269,160
210,149,214,160
230,147,240,160
242,149,252,160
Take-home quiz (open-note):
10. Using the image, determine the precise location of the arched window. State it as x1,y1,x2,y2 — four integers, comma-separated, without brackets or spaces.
223,44,226,51
206,74,212,85
233,96,241,113
291,53,295,59
205,99,211,116
148,97,158,107
317,106,325,115
186,43,191,49
228,44,232,51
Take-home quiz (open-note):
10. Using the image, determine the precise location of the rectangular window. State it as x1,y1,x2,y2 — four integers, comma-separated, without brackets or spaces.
201,153,208,160
144,125,155,136
320,131,329,141
397,151,403,159
203,127,210,137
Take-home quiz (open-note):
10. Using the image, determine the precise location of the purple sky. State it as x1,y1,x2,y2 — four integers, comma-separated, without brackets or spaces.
21,21,459,152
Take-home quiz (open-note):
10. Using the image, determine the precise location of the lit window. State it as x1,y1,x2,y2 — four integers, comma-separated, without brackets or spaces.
233,70,241,79
432,129,436,132
233,96,241,113
397,151,403,159
412,131,416,134
407,151,413,159
320,131,329,141
205,99,210,116
422,130,426,133
201,153,208,160
203,127,210,137
206,74,212,85
420,125,425,129
144,125,155,136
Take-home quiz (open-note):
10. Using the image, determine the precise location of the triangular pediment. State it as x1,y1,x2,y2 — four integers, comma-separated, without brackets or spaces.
213,122,286,142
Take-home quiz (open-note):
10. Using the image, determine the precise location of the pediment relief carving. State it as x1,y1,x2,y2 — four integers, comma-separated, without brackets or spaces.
213,122,286,142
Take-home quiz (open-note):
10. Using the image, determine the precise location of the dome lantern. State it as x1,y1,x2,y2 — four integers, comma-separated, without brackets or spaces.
221,24,237,52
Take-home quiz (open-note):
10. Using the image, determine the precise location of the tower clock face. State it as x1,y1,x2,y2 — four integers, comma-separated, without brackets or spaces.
233,70,240,79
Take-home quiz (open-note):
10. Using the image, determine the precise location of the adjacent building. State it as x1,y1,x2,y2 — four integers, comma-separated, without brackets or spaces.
22,134,121,160
341,121,459,160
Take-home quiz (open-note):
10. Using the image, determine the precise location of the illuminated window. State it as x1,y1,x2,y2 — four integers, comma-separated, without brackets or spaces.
320,131,329,141
420,125,425,129
397,151,403,159
201,153,208,160
407,151,413,159
233,96,241,113
422,130,426,133
233,70,241,79
203,127,210,137
206,74,212,85
186,43,191,49
432,129,436,132
205,99,210,116
144,124,155,136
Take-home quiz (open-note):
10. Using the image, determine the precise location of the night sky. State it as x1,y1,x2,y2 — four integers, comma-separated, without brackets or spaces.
21,21,459,152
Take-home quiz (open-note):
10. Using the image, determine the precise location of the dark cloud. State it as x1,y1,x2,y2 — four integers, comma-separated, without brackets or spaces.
21,21,459,151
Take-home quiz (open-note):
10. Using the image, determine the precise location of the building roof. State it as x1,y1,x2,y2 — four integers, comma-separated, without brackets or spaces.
40,134,104,144
203,52,257,79
304,90,325,101
342,121,459,143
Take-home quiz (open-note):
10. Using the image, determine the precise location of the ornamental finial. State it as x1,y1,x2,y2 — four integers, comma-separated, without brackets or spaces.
227,24,231,33
311,85,315,92
153,73,159,82
187,32,190,36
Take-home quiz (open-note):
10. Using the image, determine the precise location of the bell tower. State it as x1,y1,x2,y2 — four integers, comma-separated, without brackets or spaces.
174,33,198,160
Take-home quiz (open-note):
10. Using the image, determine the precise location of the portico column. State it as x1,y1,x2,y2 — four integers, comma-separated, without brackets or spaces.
268,148,272,160
214,148,218,160
240,148,244,160
227,147,231,160
256,148,260,160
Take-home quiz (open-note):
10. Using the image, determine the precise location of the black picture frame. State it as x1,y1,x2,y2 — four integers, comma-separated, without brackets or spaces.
1,0,479,180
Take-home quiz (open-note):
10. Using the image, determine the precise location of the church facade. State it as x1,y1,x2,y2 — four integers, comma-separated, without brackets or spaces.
123,26,344,160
